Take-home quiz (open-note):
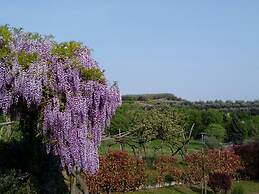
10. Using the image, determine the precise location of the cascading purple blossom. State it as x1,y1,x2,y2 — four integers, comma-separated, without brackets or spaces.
0,26,121,174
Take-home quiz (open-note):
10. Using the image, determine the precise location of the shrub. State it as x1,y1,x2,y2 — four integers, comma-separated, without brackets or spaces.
208,173,231,193
184,149,242,184
0,140,68,193
205,123,226,142
84,151,145,193
233,142,259,179
205,136,221,149
155,155,182,184
0,169,38,194
231,185,245,194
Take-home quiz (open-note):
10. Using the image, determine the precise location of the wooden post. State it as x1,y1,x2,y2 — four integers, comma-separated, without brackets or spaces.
119,129,122,150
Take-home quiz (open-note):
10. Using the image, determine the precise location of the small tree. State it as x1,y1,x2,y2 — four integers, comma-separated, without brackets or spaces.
129,106,185,156
205,123,226,142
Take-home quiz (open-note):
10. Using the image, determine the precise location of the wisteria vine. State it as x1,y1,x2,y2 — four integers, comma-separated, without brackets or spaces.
0,25,121,174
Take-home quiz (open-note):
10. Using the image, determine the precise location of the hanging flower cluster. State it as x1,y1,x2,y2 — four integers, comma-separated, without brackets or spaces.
0,25,121,174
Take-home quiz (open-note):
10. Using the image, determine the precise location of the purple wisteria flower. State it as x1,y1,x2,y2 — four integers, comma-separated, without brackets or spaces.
0,26,121,174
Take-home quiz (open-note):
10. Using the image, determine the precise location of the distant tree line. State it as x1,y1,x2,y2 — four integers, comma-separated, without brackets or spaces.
122,94,259,115
107,97,259,146
122,93,183,101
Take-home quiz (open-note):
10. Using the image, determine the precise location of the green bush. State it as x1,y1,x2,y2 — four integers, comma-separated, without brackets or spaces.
205,136,221,149
205,123,226,142
231,185,245,194
0,140,68,193
0,169,38,194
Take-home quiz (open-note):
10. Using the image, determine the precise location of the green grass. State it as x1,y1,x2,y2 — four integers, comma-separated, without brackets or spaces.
123,185,199,194
233,181,259,194
99,141,136,155
122,181,259,194
187,140,203,151
99,139,203,156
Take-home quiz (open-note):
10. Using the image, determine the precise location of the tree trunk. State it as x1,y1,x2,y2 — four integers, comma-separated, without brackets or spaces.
5,115,12,140
142,144,147,158
15,101,68,193
63,169,89,194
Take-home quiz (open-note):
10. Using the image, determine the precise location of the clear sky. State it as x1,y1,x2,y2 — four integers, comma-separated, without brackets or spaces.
1,0,259,101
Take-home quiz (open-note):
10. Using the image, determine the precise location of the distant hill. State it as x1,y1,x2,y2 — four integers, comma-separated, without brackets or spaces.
122,93,184,101
122,93,259,115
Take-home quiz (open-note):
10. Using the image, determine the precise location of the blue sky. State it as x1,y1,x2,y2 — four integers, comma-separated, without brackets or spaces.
1,0,259,101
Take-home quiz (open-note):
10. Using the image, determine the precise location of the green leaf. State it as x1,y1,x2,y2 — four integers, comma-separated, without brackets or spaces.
79,67,105,82
51,41,82,58
0,25,11,43
18,50,38,70
0,47,9,58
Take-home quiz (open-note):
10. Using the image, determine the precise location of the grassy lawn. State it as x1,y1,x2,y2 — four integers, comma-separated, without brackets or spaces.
122,181,259,194
99,139,203,156
124,186,198,194
233,181,259,194
187,140,203,151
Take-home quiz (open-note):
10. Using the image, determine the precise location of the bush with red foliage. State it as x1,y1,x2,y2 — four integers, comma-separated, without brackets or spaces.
183,149,242,184
155,155,182,184
84,151,145,193
208,173,232,193
233,142,259,180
